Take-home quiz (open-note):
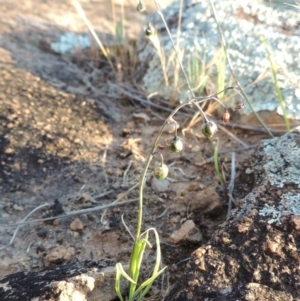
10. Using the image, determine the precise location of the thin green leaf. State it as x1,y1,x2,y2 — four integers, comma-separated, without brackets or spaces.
129,238,148,299
134,266,167,301
133,228,167,299
260,35,290,132
115,264,125,301
116,262,136,284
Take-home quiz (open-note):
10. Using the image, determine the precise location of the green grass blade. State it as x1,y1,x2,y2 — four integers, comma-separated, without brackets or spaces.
132,228,166,299
115,263,125,301
128,237,149,299
116,263,136,284
134,267,167,301
260,35,290,132
217,49,226,100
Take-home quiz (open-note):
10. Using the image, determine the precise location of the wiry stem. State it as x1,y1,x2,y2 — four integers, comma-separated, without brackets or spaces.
152,0,208,122
208,0,274,138
135,101,189,239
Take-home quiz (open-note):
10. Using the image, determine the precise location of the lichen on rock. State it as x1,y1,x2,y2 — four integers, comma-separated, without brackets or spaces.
259,127,300,224
138,0,300,119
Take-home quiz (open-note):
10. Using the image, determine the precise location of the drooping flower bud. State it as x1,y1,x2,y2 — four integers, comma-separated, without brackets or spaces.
145,23,155,37
169,136,183,153
223,109,230,124
201,121,218,138
234,103,244,111
136,1,146,12
154,163,169,180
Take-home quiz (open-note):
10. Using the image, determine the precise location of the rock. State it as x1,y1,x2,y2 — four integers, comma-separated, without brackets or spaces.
169,220,202,244
188,187,222,213
132,112,150,124
173,186,223,220
151,176,169,192
164,127,300,300
70,218,84,232
44,246,76,267
138,0,300,120
4,148,14,154
12,204,24,212
0,260,126,301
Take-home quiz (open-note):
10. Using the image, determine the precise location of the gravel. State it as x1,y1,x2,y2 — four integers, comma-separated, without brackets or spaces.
138,0,300,118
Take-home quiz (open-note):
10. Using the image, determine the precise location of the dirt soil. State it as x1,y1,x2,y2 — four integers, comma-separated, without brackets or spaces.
0,0,288,299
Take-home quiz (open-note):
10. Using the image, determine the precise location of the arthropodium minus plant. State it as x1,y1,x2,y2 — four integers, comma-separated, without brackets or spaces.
115,2,246,301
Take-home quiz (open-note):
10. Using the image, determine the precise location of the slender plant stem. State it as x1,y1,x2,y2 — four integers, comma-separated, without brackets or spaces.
73,1,116,75
208,0,274,138
135,101,190,240
152,0,208,122
213,137,225,188
227,151,236,219
176,0,184,44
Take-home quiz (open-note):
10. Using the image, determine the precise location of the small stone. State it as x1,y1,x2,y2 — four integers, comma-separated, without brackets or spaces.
169,220,202,244
4,148,14,154
266,240,280,254
13,204,24,212
169,215,180,225
191,145,201,153
188,183,198,191
151,177,169,192
70,218,84,232
198,183,205,190
132,112,150,123
291,215,300,231
222,236,231,244
188,187,222,213
44,246,75,267
78,193,92,203
37,228,48,239
53,219,59,226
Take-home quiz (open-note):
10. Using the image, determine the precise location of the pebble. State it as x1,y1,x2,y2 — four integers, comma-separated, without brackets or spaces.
151,177,169,192
291,215,300,232
70,218,84,232
44,246,75,267
13,204,24,212
169,220,202,244
4,148,14,154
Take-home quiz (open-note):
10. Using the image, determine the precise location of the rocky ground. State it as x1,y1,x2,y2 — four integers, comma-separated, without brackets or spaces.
0,0,299,301
165,128,300,301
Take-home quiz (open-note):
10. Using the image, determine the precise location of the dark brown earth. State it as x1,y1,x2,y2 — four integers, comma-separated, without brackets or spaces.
165,129,300,300
0,1,299,301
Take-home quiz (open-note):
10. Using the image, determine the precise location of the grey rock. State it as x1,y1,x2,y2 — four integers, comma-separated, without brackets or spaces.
138,0,300,119
151,176,170,192
0,260,125,301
